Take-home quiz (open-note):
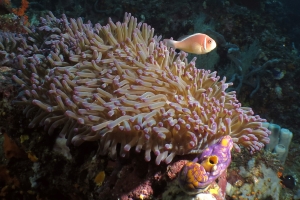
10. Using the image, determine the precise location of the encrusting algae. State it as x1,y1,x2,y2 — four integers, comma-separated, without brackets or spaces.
3,12,271,165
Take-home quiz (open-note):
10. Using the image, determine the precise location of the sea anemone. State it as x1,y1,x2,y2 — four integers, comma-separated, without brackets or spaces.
7,12,270,165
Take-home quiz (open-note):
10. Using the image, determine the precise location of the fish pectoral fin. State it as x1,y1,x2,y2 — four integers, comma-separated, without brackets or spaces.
191,44,203,54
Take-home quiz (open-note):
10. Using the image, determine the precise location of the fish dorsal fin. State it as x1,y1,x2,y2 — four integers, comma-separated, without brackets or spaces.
178,33,202,41
177,35,189,41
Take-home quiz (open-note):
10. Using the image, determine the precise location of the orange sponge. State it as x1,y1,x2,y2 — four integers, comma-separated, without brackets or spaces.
3,133,25,159
11,0,29,16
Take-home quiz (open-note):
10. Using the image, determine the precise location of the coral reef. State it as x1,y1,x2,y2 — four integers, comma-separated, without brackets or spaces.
3,132,26,159
1,0,300,199
205,28,281,98
265,122,293,164
0,0,29,33
227,158,281,200
11,0,29,17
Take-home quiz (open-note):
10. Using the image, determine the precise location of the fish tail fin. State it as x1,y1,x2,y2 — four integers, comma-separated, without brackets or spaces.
164,39,176,49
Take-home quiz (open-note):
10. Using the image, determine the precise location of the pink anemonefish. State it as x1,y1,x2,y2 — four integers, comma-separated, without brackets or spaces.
165,33,217,54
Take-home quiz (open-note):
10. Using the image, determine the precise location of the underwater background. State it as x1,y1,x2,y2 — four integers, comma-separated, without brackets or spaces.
0,0,300,199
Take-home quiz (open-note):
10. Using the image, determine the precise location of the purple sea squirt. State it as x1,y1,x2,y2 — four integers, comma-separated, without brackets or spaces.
178,135,233,194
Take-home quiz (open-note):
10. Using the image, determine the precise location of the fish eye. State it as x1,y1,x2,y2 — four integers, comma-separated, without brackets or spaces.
208,40,212,44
